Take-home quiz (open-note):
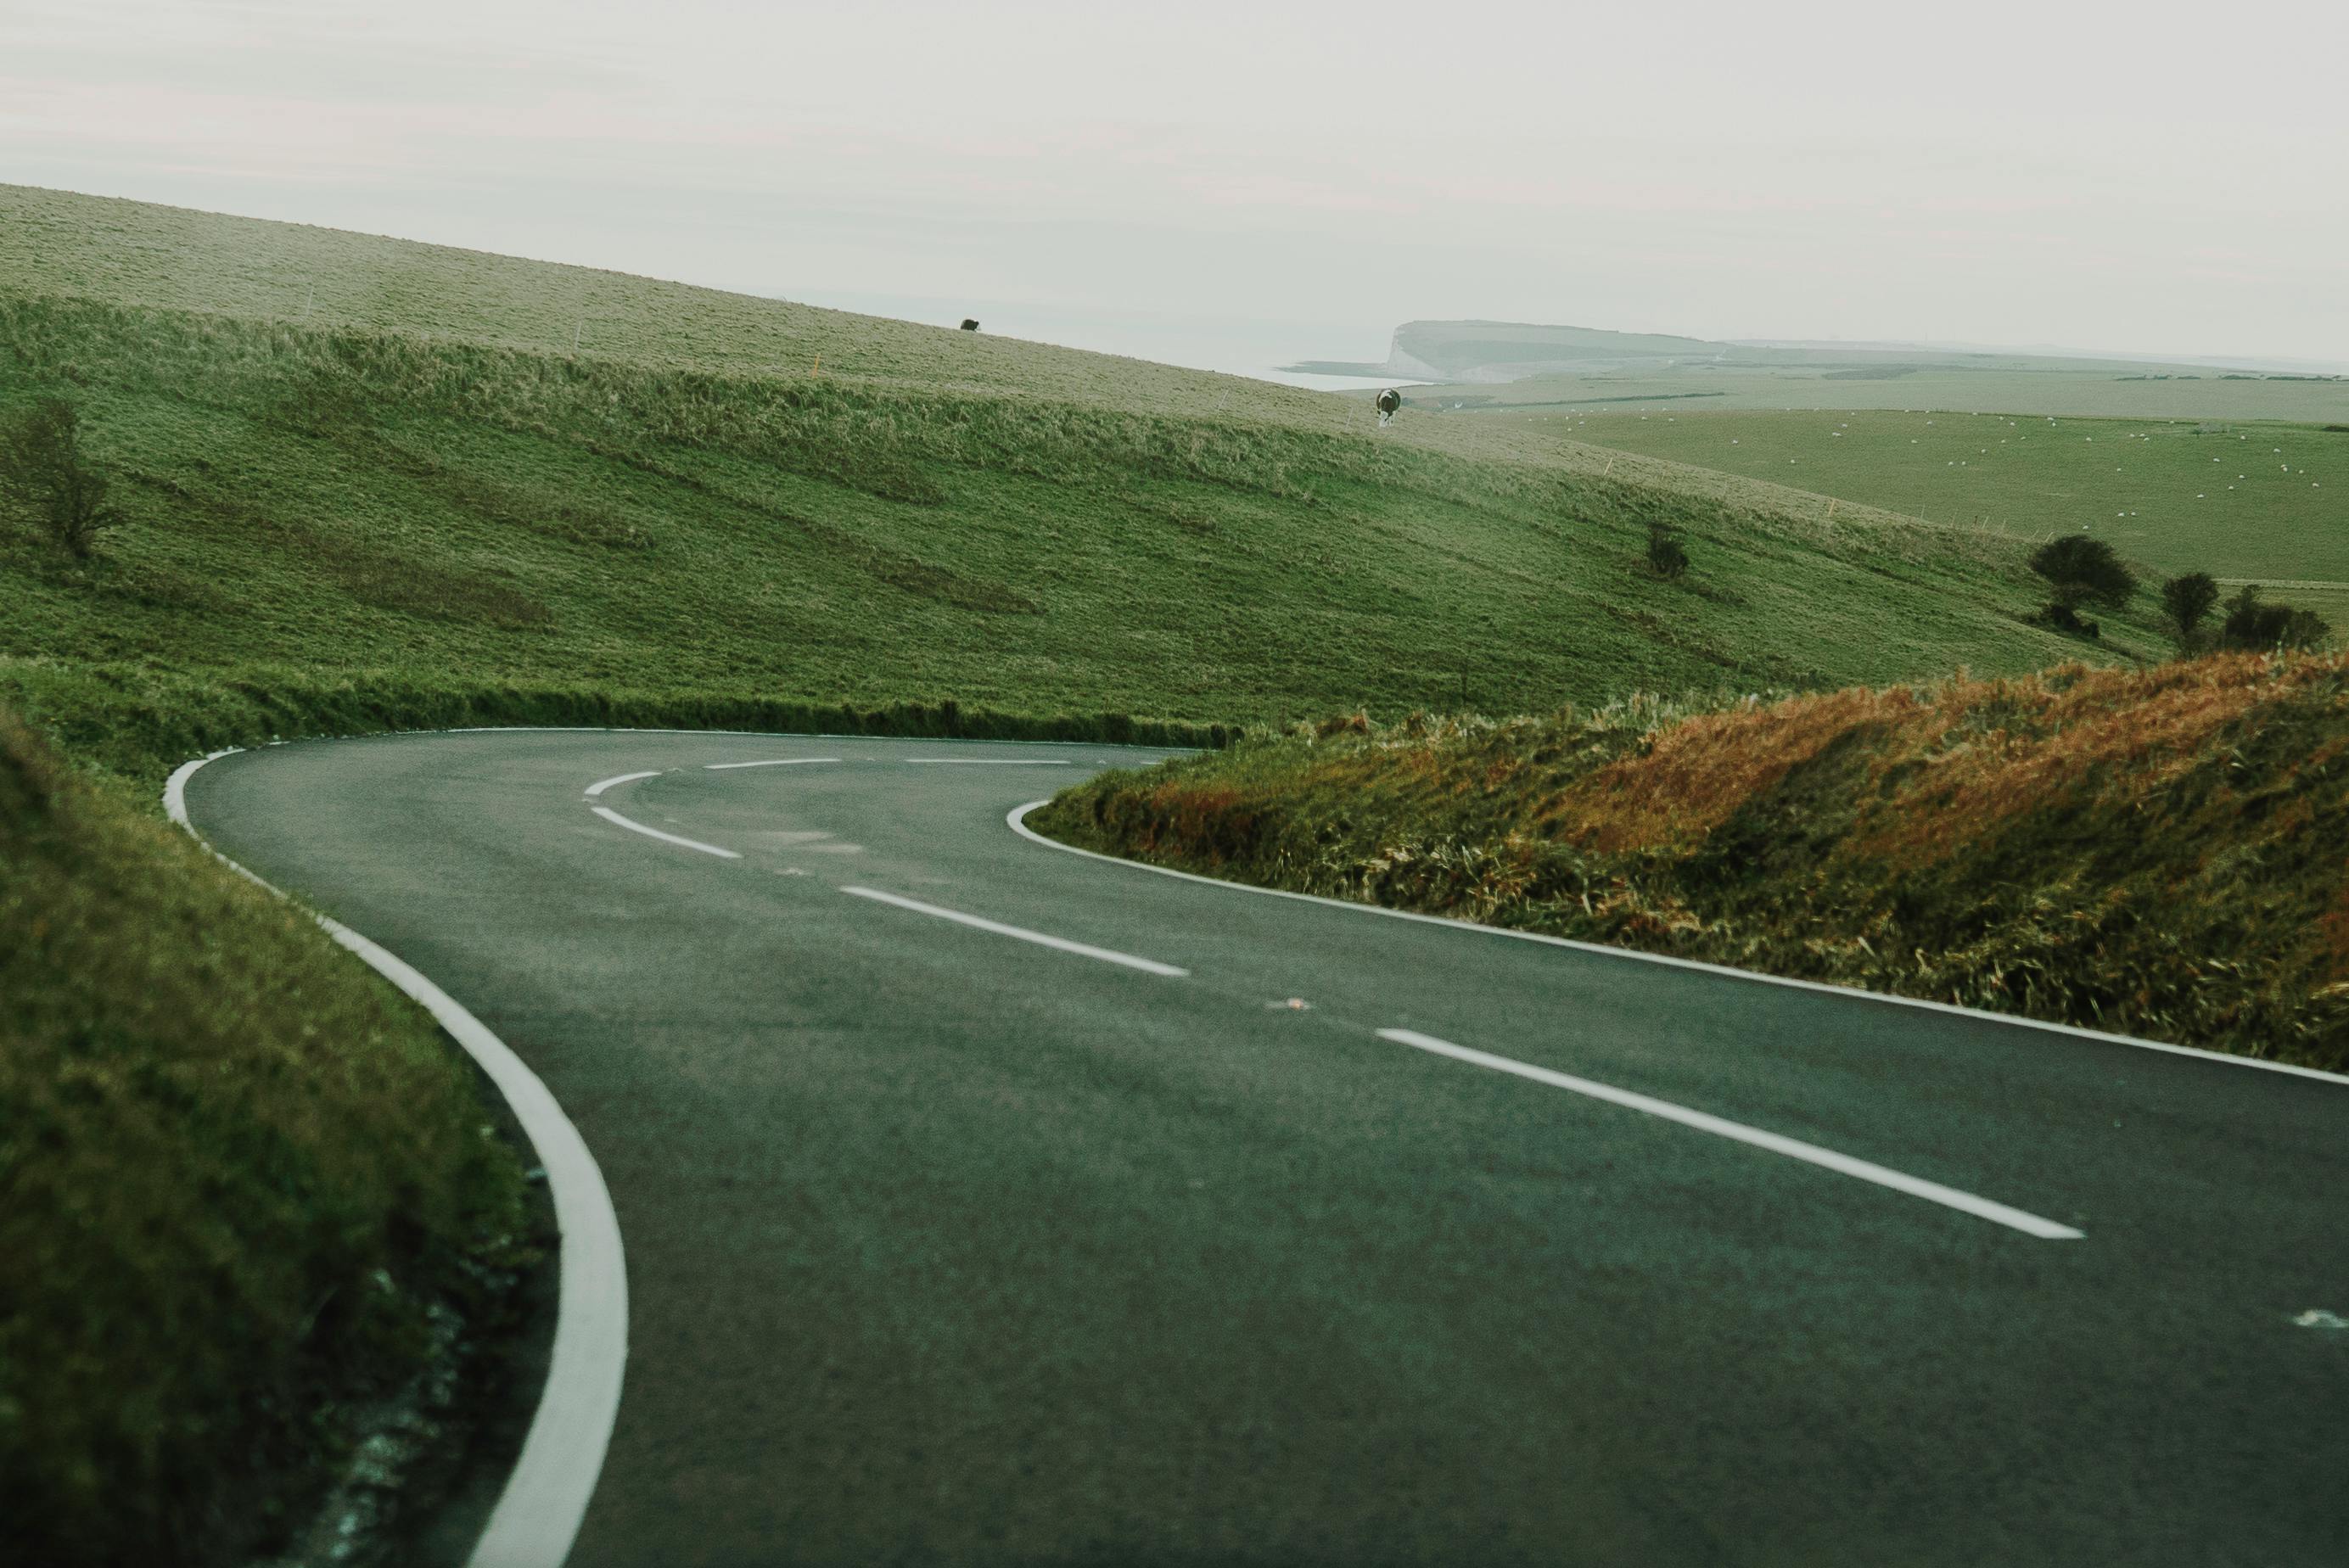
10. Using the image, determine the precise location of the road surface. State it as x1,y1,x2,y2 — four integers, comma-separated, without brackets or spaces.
185,730,2349,1566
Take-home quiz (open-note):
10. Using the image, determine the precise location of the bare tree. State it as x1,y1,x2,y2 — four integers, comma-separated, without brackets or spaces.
1,398,120,558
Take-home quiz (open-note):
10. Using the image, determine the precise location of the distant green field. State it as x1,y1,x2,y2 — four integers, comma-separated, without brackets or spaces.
1410,367,2349,423
1300,317,2349,422
1533,408,2347,624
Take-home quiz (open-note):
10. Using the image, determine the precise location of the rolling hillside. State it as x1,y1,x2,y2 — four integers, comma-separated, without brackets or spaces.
1,185,2160,783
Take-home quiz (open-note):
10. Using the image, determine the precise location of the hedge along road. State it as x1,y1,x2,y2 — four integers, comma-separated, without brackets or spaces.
182,730,2349,1567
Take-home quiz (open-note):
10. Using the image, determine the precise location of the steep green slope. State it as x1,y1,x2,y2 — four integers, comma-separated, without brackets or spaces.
2,186,2159,773
0,711,528,1564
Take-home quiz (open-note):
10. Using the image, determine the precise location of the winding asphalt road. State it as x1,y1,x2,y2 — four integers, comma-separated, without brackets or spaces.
186,730,2349,1566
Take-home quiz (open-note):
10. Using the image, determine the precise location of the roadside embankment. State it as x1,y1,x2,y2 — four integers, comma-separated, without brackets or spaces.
1033,653,2349,1072
0,708,530,1564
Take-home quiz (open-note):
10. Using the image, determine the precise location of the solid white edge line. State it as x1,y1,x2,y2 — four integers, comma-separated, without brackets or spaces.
166,752,281,893
703,757,843,770
897,759,1074,765
331,923,630,1566
1007,802,2349,1089
838,885,1189,977
587,805,742,860
1378,1028,2083,1240
166,748,627,1568
583,770,661,797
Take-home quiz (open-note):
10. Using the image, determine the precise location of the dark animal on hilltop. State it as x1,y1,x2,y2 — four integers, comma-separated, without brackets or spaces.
1376,388,1402,427
960,318,979,332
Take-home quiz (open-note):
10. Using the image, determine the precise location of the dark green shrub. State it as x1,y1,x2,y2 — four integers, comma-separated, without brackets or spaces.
2218,585,2332,652
1645,521,1690,581
2028,534,2136,612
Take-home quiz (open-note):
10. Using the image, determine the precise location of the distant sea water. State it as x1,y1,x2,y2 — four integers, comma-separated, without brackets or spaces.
774,288,1413,393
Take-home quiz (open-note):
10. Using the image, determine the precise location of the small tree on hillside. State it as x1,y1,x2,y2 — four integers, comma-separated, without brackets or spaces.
2160,571,2221,652
0,398,120,559
2028,534,2135,636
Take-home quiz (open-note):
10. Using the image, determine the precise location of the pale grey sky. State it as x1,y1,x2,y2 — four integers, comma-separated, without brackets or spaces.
7,0,2345,368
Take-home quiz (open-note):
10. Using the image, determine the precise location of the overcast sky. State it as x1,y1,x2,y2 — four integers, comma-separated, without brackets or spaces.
7,0,2346,369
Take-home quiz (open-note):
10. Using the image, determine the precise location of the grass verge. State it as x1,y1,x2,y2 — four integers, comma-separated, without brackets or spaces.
0,659,1236,797
0,709,531,1564
1033,654,2349,1072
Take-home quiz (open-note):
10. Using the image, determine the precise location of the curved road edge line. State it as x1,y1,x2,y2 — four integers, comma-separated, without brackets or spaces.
165,748,626,1568
1006,800,2349,1090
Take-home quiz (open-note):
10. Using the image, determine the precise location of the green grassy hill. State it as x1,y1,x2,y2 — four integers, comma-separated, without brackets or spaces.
1,185,2163,781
